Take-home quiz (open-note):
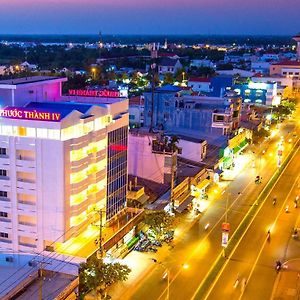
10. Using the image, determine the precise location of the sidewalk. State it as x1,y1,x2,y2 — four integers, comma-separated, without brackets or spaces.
272,259,300,300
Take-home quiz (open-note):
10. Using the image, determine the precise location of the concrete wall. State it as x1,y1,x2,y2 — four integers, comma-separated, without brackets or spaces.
128,133,164,184
178,139,207,162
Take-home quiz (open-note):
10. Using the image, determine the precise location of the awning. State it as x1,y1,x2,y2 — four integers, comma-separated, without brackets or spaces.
196,179,210,190
176,195,194,213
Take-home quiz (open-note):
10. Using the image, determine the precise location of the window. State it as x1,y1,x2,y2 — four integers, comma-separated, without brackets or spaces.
129,115,135,120
0,148,6,156
0,170,7,177
0,232,8,238
0,212,8,218
0,191,7,198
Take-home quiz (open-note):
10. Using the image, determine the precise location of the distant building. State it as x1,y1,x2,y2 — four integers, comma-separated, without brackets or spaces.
251,61,271,74
233,81,279,106
210,75,234,97
190,59,215,69
261,53,280,62
188,77,212,93
158,58,182,75
129,96,144,128
144,88,241,138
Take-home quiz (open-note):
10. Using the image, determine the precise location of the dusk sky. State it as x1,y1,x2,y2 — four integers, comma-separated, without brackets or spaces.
0,0,299,35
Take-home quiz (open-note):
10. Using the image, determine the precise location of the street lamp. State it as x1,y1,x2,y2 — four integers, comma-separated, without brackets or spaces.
151,258,170,300
91,67,96,80
151,259,189,300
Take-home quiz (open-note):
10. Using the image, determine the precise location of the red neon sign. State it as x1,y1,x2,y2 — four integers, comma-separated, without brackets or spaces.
68,89,120,98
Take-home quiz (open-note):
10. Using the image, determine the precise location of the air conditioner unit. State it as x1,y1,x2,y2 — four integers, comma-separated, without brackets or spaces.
5,256,13,262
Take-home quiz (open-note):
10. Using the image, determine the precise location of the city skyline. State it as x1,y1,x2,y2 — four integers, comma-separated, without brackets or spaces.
0,0,299,35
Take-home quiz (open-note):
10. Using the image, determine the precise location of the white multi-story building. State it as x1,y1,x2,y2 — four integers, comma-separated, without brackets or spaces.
0,77,128,254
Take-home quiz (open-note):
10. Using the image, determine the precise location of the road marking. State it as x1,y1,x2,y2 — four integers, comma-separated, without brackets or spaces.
238,172,300,300
196,141,300,300
156,141,281,300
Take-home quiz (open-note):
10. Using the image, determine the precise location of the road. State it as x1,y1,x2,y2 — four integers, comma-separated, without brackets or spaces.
205,143,300,300
108,114,299,300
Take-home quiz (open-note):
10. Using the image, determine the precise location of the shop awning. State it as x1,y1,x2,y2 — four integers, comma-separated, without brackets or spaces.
176,195,194,213
196,179,211,190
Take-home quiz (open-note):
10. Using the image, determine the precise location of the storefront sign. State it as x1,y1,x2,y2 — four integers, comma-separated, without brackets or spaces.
68,89,120,98
0,107,61,122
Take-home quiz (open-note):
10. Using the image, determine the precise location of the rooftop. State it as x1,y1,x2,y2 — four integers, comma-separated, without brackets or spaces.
159,58,179,67
0,76,66,86
25,101,94,118
188,77,211,83
272,60,300,66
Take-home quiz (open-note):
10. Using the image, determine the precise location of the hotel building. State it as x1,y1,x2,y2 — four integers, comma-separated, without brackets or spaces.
0,77,128,254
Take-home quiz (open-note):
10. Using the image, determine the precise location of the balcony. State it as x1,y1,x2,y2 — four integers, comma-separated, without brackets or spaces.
16,179,36,191
0,155,9,166
19,243,37,252
0,220,12,231
18,222,37,235
18,201,37,214
16,158,35,170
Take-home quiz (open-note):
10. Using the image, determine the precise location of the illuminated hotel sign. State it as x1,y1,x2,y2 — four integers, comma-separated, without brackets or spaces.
0,107,61,122
68,89,120,98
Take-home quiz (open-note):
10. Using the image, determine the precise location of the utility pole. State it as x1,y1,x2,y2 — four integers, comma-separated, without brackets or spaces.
170,151,177,213
94,209,105,259
149,43,158,133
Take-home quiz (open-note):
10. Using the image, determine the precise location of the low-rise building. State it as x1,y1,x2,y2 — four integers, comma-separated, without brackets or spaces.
158,58,183,75
187,77,212,93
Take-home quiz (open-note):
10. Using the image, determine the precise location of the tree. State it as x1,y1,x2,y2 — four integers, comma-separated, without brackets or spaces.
79,256,131,299
163,72,174,84
143,210,176,240
252,128,270,143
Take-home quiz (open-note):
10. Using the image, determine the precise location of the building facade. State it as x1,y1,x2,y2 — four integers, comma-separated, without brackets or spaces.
0,77,129,253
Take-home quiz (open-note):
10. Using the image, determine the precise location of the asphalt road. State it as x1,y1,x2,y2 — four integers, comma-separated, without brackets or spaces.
121,116,299,300
205,143,300,300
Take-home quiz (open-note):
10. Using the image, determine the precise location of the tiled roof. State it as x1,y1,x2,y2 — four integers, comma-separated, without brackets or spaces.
272,60,300,66
159,58,178,67
188,77,211,83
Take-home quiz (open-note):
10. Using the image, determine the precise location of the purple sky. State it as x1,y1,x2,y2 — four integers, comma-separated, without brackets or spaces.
0,0,299,35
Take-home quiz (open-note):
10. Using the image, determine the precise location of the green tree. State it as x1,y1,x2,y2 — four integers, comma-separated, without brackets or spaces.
252,128,270,143
79,256,131,299
163,72,174,84
143,210,175,240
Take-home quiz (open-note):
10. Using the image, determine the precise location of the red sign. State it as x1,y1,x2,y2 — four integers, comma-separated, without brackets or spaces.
222,222,230,232
0,107,61,122
68,89,120,98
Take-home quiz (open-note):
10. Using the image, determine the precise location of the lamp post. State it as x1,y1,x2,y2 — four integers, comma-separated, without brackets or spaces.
91,68,96,81
151,258,170,300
